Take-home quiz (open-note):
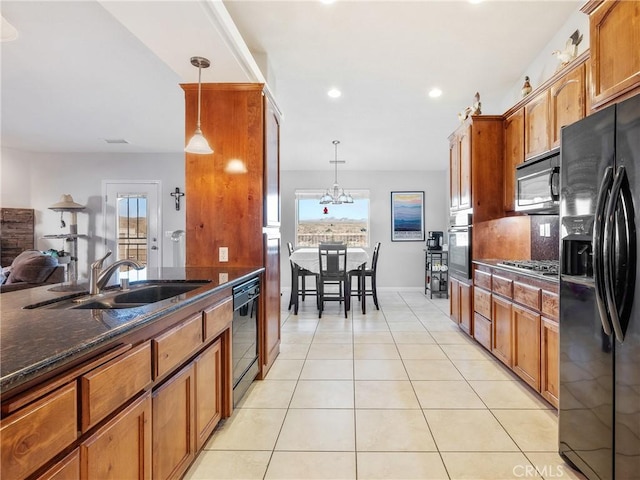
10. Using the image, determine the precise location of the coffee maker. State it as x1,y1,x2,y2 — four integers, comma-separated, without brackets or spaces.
427,231,443,251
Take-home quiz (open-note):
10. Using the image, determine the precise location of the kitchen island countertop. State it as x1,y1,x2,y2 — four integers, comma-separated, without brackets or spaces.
1,266,264,395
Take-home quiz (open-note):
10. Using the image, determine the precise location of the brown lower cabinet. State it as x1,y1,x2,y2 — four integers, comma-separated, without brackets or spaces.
2,286,236,480
461,263,559,408
512,305,541,390
153,365,195,480
449,277,472,335
81,392,152,479
491,295,513,367
541,317,559,407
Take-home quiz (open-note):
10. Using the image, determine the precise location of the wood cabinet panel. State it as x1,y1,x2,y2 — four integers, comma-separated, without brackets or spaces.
449,137,460,211
153,314,203,379
184,84,265,268
36,449,79,480
194,339,222,451
550,64,585,147
542,290,559,320
459,280,473,336
513,281,541,311
525,90,550,159
492,275,513,299
152,364,195,480
474,287,491,319
492,295,513,367
1,382,77,480
203,298,232,342
586,0,640,108
81,341,151,432
541,317,559,408
512,305,541,390
458,126,472,210
504,108,524,212
450,278,460,324
262,235,281,375
81,392,151,480
474,269,492,291
473,313,492,351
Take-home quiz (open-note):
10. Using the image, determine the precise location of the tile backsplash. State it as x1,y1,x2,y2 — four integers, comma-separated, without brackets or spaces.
530,215,559,260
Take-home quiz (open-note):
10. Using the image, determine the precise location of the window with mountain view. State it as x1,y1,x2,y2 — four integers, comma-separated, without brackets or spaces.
295,190,370,247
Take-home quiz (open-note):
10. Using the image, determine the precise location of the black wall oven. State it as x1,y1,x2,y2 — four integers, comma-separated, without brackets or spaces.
232,278,260,405
448,213,472,279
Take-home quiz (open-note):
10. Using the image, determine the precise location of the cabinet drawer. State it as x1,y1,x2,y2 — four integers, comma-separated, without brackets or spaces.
492,275,513,298
474,270,492,290
81,342,152,431
473,313,492,351
513,281,541,311
154,314,203,379
542,290,559,320
474,287,492,319
203,298,232,342
1,382,77,480
36,448,79,480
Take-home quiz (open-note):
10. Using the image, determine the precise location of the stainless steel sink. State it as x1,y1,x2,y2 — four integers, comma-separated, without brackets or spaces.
25,280,211,310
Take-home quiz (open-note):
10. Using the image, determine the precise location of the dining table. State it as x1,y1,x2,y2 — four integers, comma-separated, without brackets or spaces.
289,247,369,314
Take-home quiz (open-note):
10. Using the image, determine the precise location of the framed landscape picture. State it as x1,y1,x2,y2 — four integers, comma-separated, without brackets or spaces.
391,191,425,242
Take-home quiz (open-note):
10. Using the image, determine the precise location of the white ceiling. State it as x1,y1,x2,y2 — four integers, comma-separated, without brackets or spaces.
1,1,580,172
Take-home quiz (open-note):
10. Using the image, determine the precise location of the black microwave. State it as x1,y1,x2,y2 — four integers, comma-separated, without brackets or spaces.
515,148,560,214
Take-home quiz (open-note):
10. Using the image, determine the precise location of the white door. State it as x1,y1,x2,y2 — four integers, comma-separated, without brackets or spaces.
103,181,161,269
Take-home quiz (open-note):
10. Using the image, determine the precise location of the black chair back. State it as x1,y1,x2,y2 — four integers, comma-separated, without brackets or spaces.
318,244,348,278
371,242,381,272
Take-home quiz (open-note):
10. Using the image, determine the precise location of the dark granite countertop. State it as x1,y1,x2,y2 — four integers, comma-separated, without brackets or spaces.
0,266,264,395
473,259,559,284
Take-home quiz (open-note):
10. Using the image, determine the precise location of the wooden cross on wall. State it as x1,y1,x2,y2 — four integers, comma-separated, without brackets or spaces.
171,187,185,211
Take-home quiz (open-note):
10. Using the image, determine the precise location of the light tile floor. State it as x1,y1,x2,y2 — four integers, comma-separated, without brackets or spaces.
185,290,587,480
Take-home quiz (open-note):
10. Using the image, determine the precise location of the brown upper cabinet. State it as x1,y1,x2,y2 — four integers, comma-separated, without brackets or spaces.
503,108,524,213
448,116,504,223
550,64,586,148
582,0,640,109
524,90,550,159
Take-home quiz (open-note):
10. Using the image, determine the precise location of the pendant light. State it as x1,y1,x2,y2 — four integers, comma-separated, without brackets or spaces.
320,140,354,204
185,56,213,154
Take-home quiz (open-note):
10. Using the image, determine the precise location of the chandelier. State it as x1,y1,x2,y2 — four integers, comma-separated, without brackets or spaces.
320,140,354,204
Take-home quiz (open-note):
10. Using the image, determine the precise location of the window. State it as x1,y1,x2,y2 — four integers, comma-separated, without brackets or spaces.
116,195,148,265
295,190,370,247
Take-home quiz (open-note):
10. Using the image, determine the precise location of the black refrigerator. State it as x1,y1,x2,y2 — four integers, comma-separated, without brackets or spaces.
559,92,640,480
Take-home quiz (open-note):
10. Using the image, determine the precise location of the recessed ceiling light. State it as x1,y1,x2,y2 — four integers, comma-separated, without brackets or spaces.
428,88,443,98
320,0,336,4
469,0,483,4
328,88,342,98
104,138,129,144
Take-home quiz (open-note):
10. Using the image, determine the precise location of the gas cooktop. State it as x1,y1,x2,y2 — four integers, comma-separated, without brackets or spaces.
497,259,559,276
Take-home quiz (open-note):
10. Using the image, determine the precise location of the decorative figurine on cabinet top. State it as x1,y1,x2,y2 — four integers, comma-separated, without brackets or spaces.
552,29,583,70
458,92,482,122
521,76,533,97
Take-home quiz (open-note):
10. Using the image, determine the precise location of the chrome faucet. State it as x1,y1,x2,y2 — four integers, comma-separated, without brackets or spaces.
89,250,145,295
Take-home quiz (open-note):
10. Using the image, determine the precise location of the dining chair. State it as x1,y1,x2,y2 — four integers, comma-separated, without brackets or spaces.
287,242,318,314
348,242,381,310
318,243,349,318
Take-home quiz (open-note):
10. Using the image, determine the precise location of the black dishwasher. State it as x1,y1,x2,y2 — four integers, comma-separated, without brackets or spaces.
232,278,260,405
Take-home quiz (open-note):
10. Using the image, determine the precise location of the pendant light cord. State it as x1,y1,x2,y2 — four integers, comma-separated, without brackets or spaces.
196,63,202,131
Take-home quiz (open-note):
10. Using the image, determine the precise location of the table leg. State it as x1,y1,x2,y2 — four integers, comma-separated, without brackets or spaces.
361,264,366,315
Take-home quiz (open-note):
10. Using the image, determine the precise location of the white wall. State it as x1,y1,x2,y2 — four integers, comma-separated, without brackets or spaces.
1,148,185,278
499,6,589,111
281,169,448,291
